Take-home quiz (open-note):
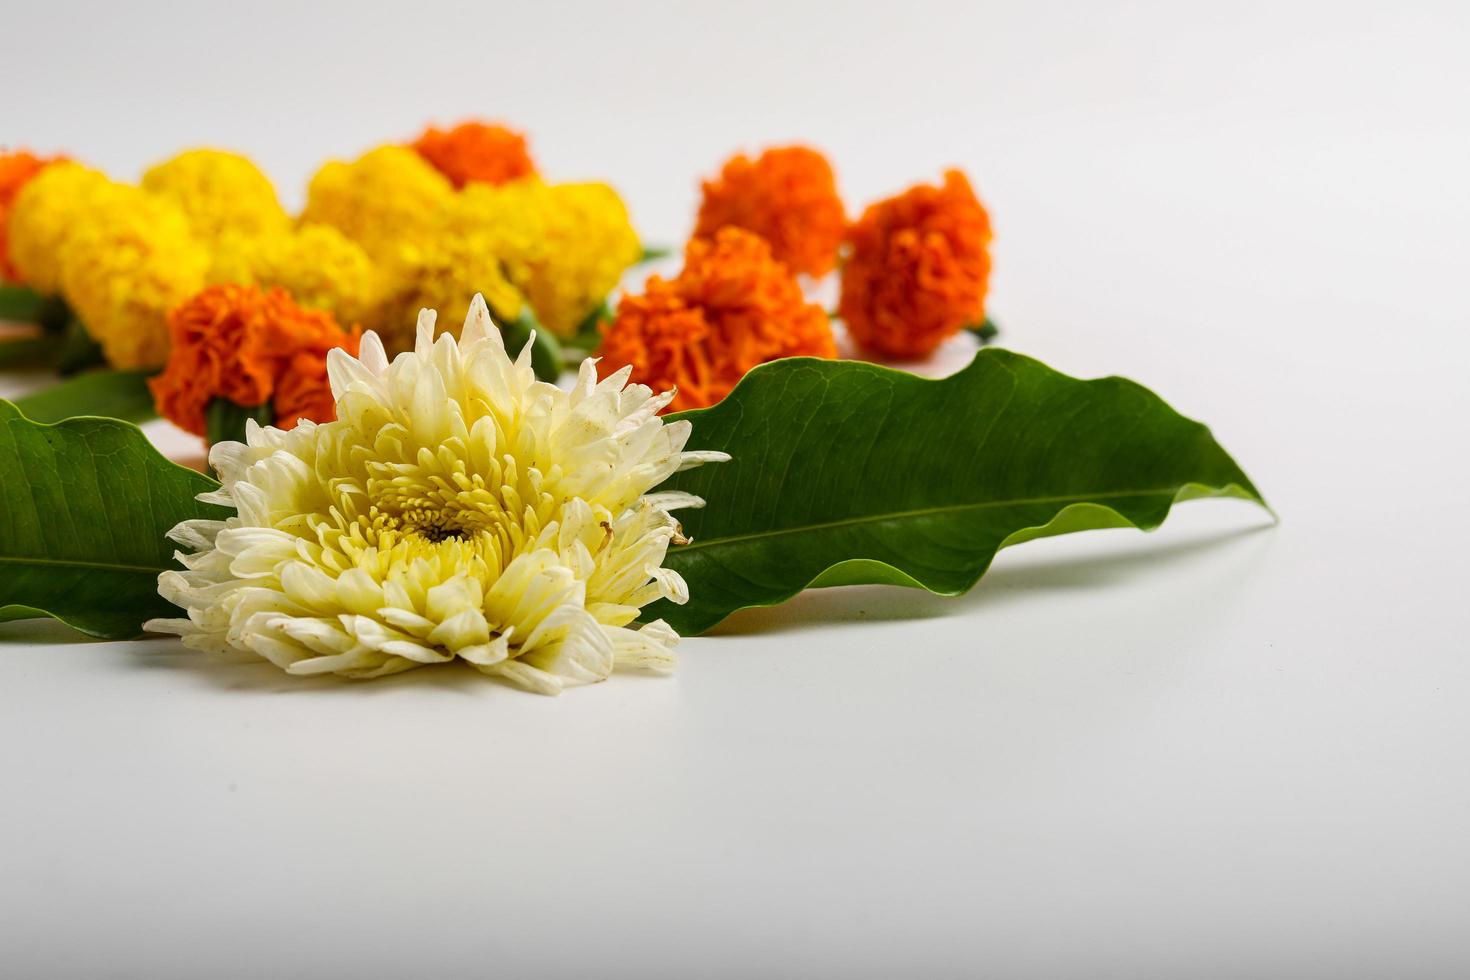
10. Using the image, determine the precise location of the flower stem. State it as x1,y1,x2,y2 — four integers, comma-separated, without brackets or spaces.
56,317,106,375
967,317,1000,345
638,244,672,264
206,397,274,450
0,334,50,368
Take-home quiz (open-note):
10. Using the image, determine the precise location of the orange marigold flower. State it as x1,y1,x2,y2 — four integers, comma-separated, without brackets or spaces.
411,121,537,189
598,227,835,412
694,145,846,277
839,169,992,359
150,284,360,438
0,150,64,282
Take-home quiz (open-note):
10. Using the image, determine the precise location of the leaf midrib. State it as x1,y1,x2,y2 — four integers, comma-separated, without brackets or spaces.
0,554,167,575
0,488,1224,567
675,487,1186,554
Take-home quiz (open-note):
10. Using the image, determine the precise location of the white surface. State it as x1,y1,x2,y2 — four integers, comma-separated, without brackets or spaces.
3,2,1469,978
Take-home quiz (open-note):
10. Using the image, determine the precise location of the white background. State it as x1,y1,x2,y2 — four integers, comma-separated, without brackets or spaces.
3,2,1468,977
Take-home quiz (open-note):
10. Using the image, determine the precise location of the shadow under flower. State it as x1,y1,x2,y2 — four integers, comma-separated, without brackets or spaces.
1,519,1274,686
115,640,518,697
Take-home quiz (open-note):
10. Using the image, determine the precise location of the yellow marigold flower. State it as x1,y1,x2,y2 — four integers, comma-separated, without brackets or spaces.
208,223,382,327
0,150,65,283
6,162,127,294
300,145,453,262
147,295,727,692
205,231,259,286
141,149,289,241
60,187,209,369
457,178,641,338
369,228,525,354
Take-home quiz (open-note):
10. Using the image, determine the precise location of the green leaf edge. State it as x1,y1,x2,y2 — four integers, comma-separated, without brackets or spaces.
661,351,1272,631
9,369,159,425
0,400,223,640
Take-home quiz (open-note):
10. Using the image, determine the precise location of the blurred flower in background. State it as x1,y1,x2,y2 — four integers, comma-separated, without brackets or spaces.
411,120,537,188
460,178,641,338
142,149,289,241
694,145,845,277
7,162,126,295
59,185,208,369
208,223,381,329
0,150,65,283
839,169,992,359
301,145,454,262
2,120,994,420
599,227,835,412
149,283,359,439
370,227,527,353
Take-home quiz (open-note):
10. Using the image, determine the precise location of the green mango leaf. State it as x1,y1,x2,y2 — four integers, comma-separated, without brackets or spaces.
650,350,1267,634
0,400,226,638
0,287,72,332
0,297,84,369
0,334,51,368
0,285,47,323
11,369,158,425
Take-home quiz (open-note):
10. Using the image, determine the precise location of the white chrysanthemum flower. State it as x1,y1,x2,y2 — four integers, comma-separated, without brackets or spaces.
146,294,727,694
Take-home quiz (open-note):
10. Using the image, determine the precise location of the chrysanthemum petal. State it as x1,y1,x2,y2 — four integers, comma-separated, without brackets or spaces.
153,298,726,690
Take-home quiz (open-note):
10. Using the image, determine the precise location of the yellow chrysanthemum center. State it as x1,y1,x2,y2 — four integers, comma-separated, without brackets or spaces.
346,441,552,562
